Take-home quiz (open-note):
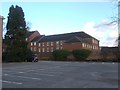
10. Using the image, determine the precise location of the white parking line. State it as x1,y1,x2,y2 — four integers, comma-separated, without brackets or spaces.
4,68,46,74
33,73,55,76
102,62,104,64
112,62,115,64
4,74,41,80
0,80,22,85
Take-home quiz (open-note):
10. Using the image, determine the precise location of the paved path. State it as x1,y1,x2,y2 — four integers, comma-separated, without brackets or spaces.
2,61,119,88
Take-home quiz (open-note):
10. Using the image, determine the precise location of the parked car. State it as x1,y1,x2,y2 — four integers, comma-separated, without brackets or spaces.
27,54,38,62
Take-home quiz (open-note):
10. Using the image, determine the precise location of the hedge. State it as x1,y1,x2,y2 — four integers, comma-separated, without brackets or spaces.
72,49,91,61
52,50,70,61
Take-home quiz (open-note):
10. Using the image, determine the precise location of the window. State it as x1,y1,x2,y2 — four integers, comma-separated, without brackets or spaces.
56,41,59,45
34,47,36,51
56,46,59,50
26,38,28,41
42,43,44,46
84,43,86,47
47,48,49,52
82,43,84,47
31,47,33,51
51,47,53,52
34,42,36,46
51,42,53,46
92,39,94,43
39,43,41,46
39,48,41,52
60,41,62,45
31,43,33,46
47,42,49,46
42,48,45,52
95,40,98,44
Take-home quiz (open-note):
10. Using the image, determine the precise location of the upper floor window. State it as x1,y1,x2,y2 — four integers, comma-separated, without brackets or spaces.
42,43,44,46
47,42,49,46
31,43,33,46
56,41,59,45
60,41,62,45
39,43,41,46
34,42,36,46
51,42,53,46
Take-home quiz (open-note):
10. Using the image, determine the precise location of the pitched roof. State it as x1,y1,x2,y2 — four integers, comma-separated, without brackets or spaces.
31,35,44,42
39,31,97,42
26,31,36,37
65,36,83,43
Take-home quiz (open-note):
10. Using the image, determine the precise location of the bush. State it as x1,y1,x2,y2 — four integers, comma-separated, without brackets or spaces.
3,48,34,62
72,49,91,61
52,50,70,61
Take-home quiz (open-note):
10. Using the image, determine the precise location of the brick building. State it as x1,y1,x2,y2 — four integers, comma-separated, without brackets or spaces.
28,31,99,59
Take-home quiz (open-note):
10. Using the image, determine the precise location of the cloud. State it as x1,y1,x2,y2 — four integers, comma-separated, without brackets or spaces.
82,19,118,47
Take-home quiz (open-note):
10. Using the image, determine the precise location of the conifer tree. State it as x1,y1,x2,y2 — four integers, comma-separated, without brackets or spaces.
4,5,29,62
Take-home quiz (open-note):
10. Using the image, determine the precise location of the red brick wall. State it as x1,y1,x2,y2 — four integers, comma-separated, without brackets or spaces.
63,42,82,51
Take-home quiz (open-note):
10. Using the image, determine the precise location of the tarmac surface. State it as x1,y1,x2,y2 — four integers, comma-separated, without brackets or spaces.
2,61,119,88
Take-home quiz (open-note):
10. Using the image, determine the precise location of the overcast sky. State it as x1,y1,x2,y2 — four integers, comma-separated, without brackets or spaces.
0,1,118,47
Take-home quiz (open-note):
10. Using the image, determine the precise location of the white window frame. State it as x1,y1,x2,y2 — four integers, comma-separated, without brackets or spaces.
31,47,33,51
39,48,41,52
47,47,49,52
26,38,28,41
56,46,59,50
60,41,62,45
42,43,44,46
51,47,53,52
47,42,49,46
56,41,59,45
34,42,36,46
34,47,36,51
31,42,33,46
39,43,41,46
51,42,53,46
42,48,45,52
82,43,84,47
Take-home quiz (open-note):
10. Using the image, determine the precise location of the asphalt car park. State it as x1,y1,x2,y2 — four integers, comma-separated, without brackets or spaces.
2,61,119,88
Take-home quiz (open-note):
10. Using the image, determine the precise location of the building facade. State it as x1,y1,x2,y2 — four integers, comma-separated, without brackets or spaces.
27,31,99,59
0,16,4,63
